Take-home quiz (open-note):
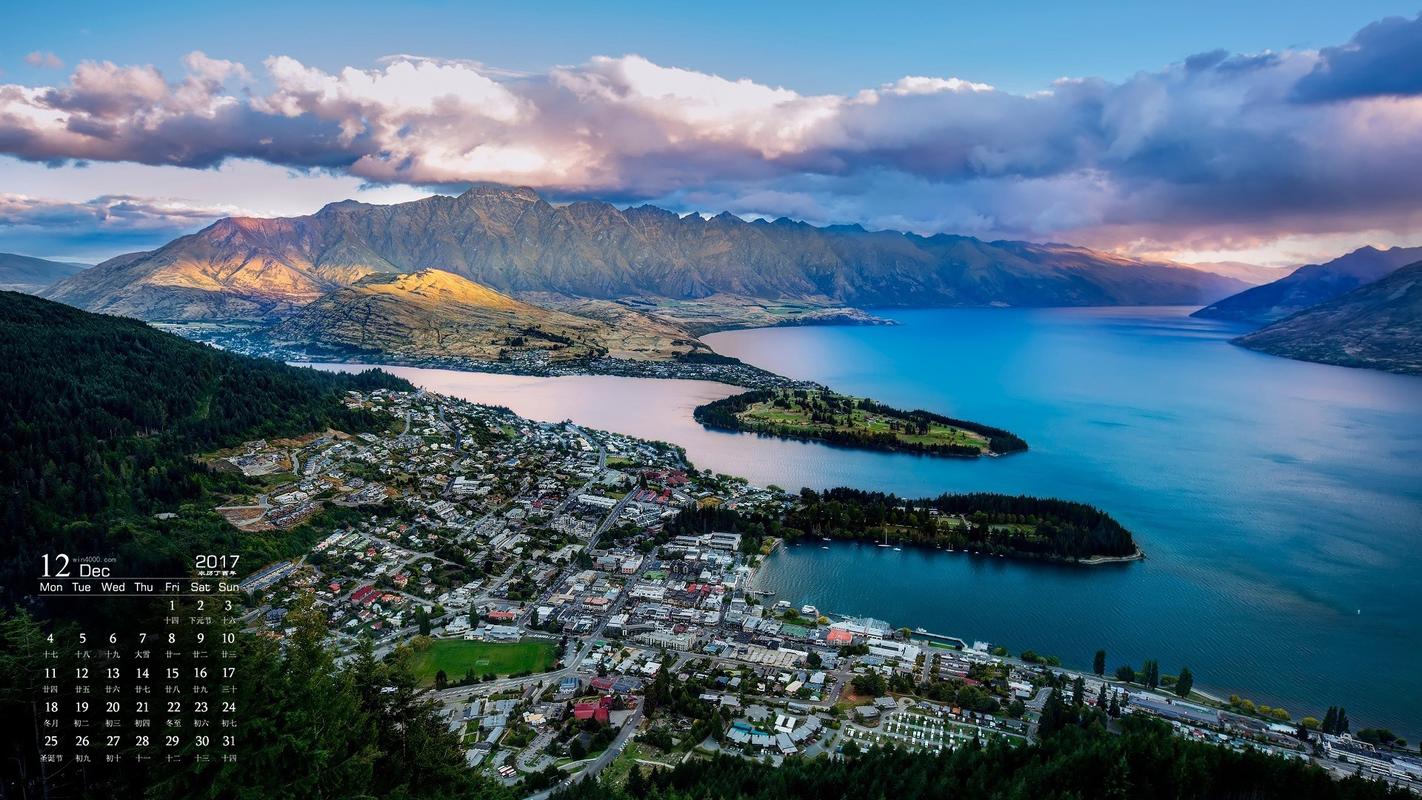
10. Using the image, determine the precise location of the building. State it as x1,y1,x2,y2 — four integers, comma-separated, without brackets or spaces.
706,531,742,552
1128,694,1221,727
573,696,613,724
636,629,697,651
578,494,619,509
866,638,921,664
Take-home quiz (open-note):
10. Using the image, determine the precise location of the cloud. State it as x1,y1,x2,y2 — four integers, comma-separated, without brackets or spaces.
1292,13,1422,102
0,192,241,259
0,15,1420,255
24,52,64,70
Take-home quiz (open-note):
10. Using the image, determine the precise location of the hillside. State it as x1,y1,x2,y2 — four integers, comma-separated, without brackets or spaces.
0,251,89,293
1235,261,1422,375
555,719,1409,800
0,290,411,600
1193,245,1422,324
267,268,709,363
45,185,1246,323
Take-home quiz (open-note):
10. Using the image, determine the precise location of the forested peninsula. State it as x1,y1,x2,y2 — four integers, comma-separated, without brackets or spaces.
785,488,1141,563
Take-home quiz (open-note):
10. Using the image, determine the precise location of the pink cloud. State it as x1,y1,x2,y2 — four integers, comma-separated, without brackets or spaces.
0,15,1419,254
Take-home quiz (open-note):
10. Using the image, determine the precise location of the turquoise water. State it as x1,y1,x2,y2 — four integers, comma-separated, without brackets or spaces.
306,306,1422,736
706,307,1422,737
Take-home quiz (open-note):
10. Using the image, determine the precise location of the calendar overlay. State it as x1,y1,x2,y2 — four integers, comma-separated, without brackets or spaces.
34,553,243,767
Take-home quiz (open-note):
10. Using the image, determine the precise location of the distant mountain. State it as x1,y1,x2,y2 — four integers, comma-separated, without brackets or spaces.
267,268,708,363
0,252,89,293
1176,261,1286,286
1192,245,1422,324
45,185,1245,323
1235,261,1422,375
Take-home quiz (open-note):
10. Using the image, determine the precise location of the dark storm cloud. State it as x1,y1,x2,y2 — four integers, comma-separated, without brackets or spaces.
1291,13,1422,101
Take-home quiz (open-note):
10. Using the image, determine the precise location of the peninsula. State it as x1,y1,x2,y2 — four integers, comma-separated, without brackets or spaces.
784,487,1141,564
693,387,1027,456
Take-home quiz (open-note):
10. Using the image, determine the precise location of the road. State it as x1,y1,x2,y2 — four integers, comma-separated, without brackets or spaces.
523,706,644,800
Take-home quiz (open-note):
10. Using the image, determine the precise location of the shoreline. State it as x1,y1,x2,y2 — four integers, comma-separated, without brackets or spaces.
1074,547,1147,565
779,534,1145,569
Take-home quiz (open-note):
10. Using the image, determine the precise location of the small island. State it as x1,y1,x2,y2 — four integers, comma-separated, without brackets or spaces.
693,388,1027,456
786,487,1142,564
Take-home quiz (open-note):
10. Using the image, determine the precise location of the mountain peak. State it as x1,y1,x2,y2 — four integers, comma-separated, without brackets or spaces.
457,183,542,202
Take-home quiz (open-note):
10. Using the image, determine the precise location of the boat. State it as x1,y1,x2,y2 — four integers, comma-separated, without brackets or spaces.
821,536,830,542
820,546,829,550
892,547,902,551
877,531,891,548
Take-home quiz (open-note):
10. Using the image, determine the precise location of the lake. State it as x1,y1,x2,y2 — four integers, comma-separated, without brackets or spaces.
304,306,1422,737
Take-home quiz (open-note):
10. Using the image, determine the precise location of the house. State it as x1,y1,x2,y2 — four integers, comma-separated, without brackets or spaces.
572,695,613,724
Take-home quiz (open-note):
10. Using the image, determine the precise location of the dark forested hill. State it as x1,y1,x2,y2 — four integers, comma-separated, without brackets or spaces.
555,717,1408,800
787,487,1138,562
45,185,1244,322
0,290,410,599
1235,261,1422,374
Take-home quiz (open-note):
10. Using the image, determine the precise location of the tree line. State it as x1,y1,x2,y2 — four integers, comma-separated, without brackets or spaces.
554,715,1409,800
786,487,1138,560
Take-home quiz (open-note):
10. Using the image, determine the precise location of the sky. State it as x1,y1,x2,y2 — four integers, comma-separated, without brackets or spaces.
2,0,1421,264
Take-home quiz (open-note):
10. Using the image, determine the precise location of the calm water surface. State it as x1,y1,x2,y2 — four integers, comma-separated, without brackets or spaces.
306,306,1422,736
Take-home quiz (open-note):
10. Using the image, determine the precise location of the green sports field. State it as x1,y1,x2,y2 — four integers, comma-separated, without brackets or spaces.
408,639,558,685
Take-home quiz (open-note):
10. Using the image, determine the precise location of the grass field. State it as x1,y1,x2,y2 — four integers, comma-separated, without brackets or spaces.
739,391,988,450
408,639,558,685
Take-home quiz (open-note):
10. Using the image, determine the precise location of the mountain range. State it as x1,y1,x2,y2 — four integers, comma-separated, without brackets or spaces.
1192,245,1422,324
31,183,1422,378
1235,260,1422,375
0,252,89,293
44,184,1247,326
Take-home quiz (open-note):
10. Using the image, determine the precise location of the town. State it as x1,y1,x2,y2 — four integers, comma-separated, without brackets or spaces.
223,388,1422,796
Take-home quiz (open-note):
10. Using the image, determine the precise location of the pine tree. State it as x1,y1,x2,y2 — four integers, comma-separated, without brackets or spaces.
627,763,647,796
1039,689,1071,737
1175,666,1194,698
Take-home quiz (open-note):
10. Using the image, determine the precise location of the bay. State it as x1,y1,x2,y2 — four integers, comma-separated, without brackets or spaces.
304,305,1422,737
